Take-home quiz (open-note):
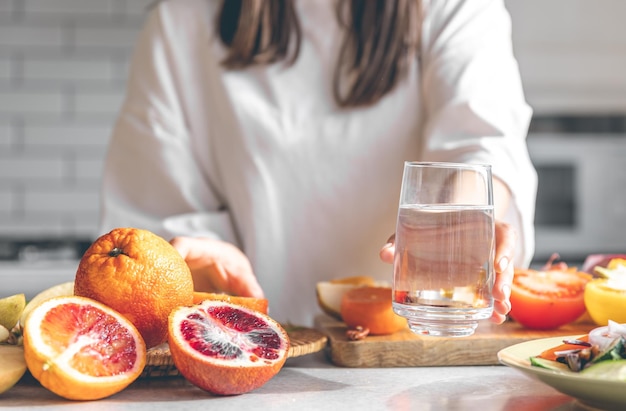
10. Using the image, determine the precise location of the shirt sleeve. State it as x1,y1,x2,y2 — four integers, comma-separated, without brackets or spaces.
419,0,538,267
99,5,237,244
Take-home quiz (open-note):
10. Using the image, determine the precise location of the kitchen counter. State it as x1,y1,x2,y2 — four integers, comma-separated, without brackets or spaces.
0,261,77,300
2,350,601,411
0,238,88,300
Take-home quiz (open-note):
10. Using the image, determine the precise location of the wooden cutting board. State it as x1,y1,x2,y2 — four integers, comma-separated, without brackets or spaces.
315,315,595,368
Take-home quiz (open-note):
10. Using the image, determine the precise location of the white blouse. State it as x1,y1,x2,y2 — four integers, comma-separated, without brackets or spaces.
100,0,537,326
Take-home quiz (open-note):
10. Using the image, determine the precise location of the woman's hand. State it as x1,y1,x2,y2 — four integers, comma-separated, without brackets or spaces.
491,221,516,324
170,236,265,299
379,220,516,324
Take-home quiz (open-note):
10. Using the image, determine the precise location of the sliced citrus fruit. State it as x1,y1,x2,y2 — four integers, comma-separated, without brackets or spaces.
22,295,146,400
74,227,194,348
0,293,26,331
340,286,407,335
316,275,377,320
19,281,74,328
192,291,269,314
0,345,26,395
168,300,289,395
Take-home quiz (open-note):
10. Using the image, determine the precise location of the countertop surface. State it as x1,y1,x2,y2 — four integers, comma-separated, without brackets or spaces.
2,350,604,411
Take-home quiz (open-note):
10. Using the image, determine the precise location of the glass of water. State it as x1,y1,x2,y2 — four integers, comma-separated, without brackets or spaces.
392,162,495,337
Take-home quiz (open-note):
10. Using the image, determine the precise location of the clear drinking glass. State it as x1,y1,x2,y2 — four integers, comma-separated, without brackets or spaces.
392,162,495,337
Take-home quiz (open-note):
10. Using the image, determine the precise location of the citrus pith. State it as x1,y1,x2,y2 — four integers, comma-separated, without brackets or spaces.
192,292,269,314
22,295,146,401
19,281,74,328
168,300,289,395
74,227,194,348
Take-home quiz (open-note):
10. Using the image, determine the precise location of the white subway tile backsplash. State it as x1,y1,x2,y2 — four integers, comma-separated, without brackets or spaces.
0,1,14,13
73,90,124,116
0,91,64,115
0,219,74,238
22,57,114,82
25,188,99,213
112,57,132,83
0,121,11,147
0,57,11,80
121,0,153,16
22,0,115,14
0,156,64,180
0,26,64,48
13,14,142,29
0,191,15,214
0,0,147,237
23,124,112,147
73,27,140,49
75,156,107,181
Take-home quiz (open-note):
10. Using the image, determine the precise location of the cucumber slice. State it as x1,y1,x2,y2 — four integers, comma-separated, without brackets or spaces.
530,356,571,372
591,337,625,363
580,359,626,381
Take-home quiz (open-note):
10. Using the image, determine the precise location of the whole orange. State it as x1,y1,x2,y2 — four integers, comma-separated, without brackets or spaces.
74,227,194,348
340,286,407,335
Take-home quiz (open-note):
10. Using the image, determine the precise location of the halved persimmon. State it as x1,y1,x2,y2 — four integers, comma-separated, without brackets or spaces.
340,286,407,335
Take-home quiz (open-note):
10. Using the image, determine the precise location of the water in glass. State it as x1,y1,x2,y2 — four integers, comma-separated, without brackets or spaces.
393,204,495,337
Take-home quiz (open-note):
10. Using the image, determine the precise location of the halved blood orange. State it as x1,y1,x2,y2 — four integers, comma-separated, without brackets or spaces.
192,291,269,314
22,296,146,400
168,300,289,395
340,286,407,335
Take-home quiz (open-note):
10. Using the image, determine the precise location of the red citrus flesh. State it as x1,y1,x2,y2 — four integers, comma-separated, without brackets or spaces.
168,300,289,395
22,296,146,400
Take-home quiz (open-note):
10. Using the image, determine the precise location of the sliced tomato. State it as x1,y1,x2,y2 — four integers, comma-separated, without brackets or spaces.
509,267,592,330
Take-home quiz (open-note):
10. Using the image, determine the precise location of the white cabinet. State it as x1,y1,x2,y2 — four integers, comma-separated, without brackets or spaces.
505,0,626,114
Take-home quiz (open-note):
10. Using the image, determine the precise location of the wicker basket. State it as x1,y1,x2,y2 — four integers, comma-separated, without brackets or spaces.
141,326,328,378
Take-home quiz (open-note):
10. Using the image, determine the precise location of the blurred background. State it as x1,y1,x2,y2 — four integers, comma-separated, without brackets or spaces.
0,0,153,293
1,0,626,292
0,0,152,242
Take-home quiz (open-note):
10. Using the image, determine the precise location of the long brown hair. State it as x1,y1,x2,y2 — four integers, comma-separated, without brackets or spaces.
218,0,419,108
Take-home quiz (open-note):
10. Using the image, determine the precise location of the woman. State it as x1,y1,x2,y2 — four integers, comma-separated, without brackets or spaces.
100,0,537,326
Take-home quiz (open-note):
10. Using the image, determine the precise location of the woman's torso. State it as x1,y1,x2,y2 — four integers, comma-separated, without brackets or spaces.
165,0,423,324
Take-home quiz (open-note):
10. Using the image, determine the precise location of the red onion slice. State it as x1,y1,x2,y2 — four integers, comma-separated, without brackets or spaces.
589,321,626,351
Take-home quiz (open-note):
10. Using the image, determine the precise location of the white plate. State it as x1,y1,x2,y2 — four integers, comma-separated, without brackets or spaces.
498,335,626,410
